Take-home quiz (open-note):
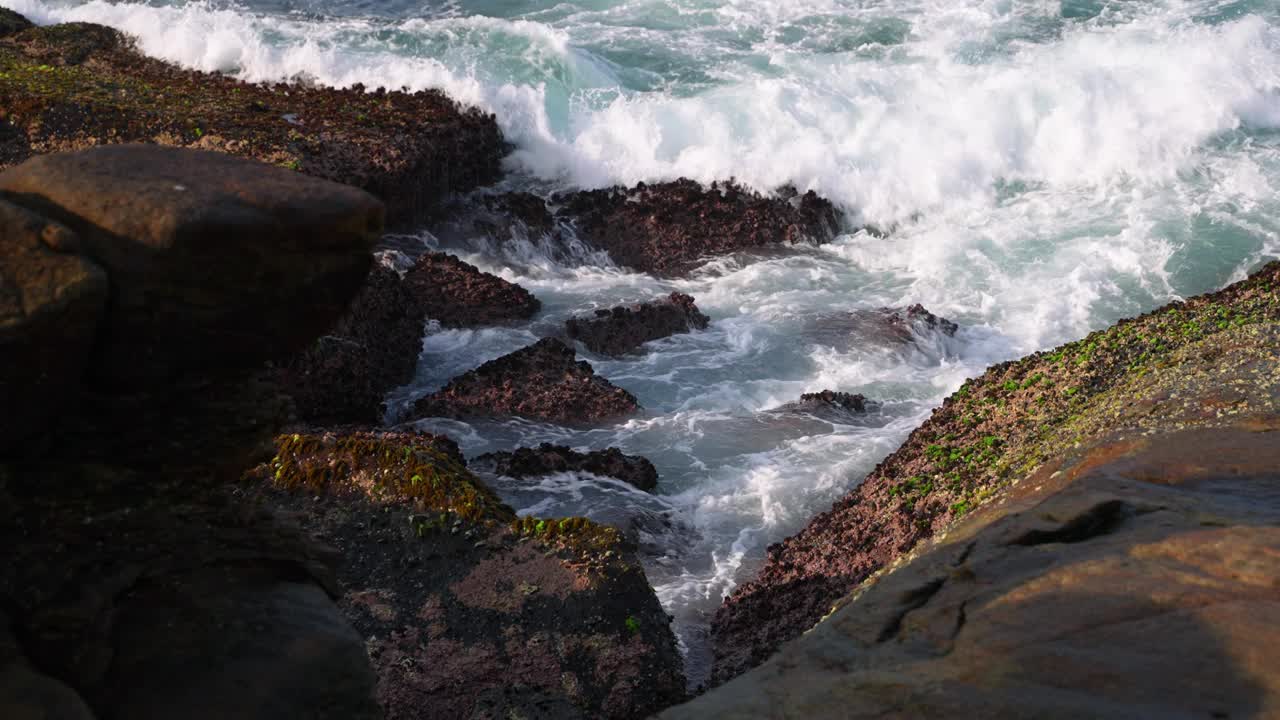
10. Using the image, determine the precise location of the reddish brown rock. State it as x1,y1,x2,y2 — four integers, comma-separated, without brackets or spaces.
412,338,640,425
248,430,686,719
277,265,425,425
0,18,505,226
473,443,660,492
567,292,710,356
554,179,840,276
403,251,540,327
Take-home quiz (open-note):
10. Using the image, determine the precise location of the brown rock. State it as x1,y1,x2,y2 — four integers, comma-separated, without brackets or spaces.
412,338,640,425
473,443,660,492
566,292,709,356
0,198,106,454
555,179,840,276
772,390,872,421
402,251,540,327
807,304,958,351
0,144,382,390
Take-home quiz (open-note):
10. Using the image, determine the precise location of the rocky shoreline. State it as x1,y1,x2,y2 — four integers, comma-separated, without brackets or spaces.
3,8,1278,720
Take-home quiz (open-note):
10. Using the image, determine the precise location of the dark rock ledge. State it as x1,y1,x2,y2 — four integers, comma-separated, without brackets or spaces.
567,292,710,356
683,261,1280,717
473,443,660,492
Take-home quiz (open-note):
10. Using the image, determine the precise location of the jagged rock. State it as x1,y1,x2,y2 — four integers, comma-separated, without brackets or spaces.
248,430,686,719
708,262,1280,688
567,292,710,356
412,338,640,425
0,198,107,454
0,17,504,226
0,144,382,390
807,304,958,351
772,390,872,422
554,179,840,276
402,251,540,327
278,265,425,425
0,9,32,39
473,443,659,492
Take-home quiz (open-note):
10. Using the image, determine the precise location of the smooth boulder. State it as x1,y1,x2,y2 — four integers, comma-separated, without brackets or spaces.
0,144,383,389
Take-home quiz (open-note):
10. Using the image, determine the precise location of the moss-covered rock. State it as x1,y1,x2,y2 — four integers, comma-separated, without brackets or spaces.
710,260,1280,684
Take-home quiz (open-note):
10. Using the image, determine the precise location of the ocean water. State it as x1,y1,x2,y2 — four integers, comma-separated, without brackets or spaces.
9,0,1280,684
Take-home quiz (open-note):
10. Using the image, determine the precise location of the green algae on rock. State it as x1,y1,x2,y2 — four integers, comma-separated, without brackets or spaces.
0,16,506,226
710,260,1280,685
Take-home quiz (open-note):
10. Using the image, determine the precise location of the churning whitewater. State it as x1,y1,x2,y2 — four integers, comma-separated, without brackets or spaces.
12,0,1279,683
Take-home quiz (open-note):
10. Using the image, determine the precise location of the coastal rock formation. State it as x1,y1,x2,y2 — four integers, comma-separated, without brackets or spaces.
706,261,1280,689
403,251,541,327
249,430,686,719
0,16,505,225
0,146,384,718
567,292,710,356
555,179,841,275
473,443,660,492
773,390,872,421
807,304,958,351
277,265,425,425
0,144,381,390
412,338,641,425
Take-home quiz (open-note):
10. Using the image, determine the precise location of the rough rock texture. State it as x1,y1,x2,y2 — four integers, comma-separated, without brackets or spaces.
402,251,541,327
666,398,1280,717
412,338,641,425
0,198,106,454
555,179,841,276
0,18,505,226
1,146,382,719
473,443,660,492
277,265,425,425
247,430,686,719
0,144,381,390
773,390,872,421
807,304,958,351
709,261,1280,686
567,293,710,356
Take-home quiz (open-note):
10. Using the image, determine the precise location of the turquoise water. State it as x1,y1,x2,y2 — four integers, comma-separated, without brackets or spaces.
10,0,1280,683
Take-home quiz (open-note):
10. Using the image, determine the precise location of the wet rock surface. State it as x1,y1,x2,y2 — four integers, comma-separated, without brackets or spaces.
0,144,382,390
0,17,505,226
554,179,841,276
807,304,958,352
248,430,686,719
772,390,873,422
474,443,660,492
276,265,426,426
707,261,1280,689
402,251,541,327
412,338,641,425
567,292,710,356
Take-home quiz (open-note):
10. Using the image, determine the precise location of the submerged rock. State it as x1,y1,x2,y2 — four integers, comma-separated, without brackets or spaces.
555,179,841,276
402,251,541,327
249,430,686,719
706,261,1280,690
473,443,660,492
772,390,872,422
0,16,504,226
278,265,425,425
567,292,710,356
412,338,640,425
807,304,958,351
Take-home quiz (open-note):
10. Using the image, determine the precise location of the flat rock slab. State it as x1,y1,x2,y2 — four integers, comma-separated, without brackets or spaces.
473,443,659,492
412,338,640,425
402,251,540,327
566,292,709,356
0,144,382,389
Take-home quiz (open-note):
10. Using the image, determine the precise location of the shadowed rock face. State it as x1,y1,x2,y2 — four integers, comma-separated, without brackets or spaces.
402,251,541,327
473,443,660,492
412,338,641,425
567,293,710,356
705,261,1280,694
0,144,382,390
248,431,686,720
0,17,505,226
0,9,31,38
554,179,841,276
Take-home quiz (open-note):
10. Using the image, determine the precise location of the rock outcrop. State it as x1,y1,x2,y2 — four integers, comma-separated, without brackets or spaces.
0,146,384,719
473,443,660,492
412,338,641,425
249,430,686,719
403,251,541,327
0,16,505,226
772,390,872,421
807,304,958,352
706,261,1280,691
554,179,841,275
566,292,710,356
